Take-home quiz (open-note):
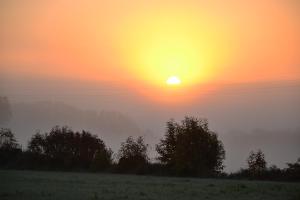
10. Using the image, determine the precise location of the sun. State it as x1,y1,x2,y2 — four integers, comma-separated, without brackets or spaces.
166,76,181,85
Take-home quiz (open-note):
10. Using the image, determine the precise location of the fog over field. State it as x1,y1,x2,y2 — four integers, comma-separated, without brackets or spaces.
1,76,299,172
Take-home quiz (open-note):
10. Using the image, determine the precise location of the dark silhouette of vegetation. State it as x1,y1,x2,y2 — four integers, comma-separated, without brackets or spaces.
229,149,300,182
285,158,300,181
26,126,112,171
0,117,299,181
117,136,149,174
156,117,225,176
247,149,267,177
229,150,267,180
0,128,22,167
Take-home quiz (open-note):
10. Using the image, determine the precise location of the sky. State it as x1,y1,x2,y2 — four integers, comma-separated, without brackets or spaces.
1,0,300,171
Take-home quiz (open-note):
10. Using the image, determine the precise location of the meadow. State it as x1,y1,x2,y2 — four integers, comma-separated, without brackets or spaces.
1,170,300,200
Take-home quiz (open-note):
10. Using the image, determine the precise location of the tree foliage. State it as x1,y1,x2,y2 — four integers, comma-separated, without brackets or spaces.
0,128,21,167
285,158,300,181
247,149,267,176
1,118,299,181
156,117,225,176
27,126,112,170
117,136,149,173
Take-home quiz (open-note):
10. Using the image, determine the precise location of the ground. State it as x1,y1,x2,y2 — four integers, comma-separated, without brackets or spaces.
0,170,300,200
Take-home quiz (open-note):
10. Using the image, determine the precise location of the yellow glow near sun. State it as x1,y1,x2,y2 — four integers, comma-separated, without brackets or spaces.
117,8,232,89
166,76,181,85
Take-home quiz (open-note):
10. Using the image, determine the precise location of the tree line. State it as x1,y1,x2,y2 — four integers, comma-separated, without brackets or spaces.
0,117,299,181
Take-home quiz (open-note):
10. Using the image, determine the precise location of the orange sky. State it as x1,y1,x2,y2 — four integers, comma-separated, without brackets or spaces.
1,0,299,102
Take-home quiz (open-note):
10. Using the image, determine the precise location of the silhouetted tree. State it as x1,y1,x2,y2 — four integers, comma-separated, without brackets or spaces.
0,128,21,167
28,132,45,155
247,149,266,177
264,165,283,181
156,117,225,176
90,148,113,172
0,97,12,124
27,126,112,170
156,120,177,168
117,136,149,174
26,132,46,168
285,158,300,181
0,128,19,149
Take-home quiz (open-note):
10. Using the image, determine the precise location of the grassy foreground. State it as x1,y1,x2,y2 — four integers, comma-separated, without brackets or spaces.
0,170,300,200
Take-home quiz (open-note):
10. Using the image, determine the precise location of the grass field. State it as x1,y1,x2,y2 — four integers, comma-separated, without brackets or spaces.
1,170,300,200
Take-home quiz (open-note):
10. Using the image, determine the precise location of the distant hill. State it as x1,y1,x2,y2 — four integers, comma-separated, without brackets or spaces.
5,101,144,152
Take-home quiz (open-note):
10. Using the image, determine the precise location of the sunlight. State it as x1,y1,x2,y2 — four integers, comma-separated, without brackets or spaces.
117,9,232,89
166,76,181,85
